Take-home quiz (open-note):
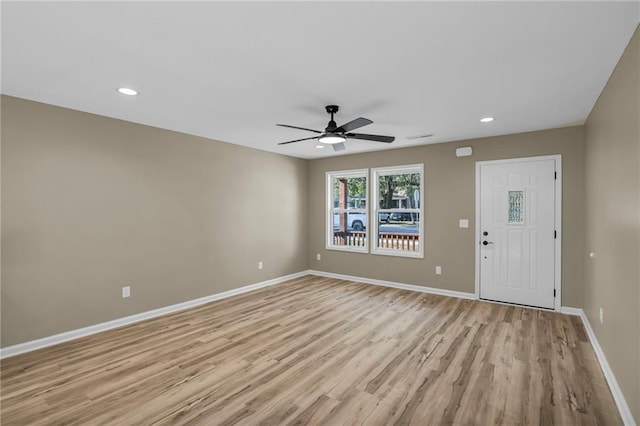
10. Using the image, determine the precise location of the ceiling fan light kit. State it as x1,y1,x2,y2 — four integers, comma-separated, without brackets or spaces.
276,104,395,150
318,134,347,144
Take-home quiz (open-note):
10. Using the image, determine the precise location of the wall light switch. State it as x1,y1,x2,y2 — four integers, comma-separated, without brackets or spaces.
435,266,442,275
459,219,469,228
122,286,130,298
258,261,263,270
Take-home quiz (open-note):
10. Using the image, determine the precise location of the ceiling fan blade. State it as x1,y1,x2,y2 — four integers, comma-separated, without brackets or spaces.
277,136,319,145
346,133,395,143
332,142,346,152
335,117,373,133
276,124,322,134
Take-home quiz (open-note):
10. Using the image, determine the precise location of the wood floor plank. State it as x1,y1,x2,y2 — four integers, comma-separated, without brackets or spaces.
0,275,623,425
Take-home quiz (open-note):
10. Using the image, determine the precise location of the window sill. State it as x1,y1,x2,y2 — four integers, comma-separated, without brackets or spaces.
326,245,369,254
371,249,424,259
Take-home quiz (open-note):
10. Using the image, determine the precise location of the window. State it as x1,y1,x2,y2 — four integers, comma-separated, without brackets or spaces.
372,164,424,257
326,169,368,252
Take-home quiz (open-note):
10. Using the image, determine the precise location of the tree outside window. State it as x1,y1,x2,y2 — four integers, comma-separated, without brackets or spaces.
326,169,368,252
373,165,424,257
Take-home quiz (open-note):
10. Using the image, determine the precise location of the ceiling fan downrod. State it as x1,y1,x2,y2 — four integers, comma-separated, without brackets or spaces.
325,105,339,132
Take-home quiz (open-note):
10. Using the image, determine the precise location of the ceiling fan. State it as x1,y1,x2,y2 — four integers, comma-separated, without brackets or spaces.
277,105,395,151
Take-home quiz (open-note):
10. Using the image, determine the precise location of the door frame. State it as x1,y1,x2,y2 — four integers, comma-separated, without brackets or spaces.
474,155,562,311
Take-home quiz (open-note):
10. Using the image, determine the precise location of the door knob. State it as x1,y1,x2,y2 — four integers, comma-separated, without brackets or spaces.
482,241,494,246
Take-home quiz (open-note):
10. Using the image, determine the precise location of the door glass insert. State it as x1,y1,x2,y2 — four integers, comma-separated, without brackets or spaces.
508,190,524,224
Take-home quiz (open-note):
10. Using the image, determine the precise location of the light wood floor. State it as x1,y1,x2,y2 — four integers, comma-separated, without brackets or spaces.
1,275,622,425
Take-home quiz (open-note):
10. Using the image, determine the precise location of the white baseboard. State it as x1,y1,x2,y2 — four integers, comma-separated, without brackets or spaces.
576,308,636,425
2,270,634,425
560,306,583,316
308,269,477,300
0,270,308,359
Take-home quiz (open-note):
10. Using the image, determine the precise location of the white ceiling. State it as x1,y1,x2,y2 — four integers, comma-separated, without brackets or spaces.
2,2,638,159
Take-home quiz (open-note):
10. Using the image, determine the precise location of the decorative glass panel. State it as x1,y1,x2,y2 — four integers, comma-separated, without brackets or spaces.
508,191,524,224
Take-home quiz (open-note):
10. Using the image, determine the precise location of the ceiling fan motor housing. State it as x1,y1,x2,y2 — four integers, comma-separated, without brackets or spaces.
325,105,339,132
325,105,340,114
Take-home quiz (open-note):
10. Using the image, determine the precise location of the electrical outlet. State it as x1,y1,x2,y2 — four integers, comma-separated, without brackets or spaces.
599,307,603,324
122,286,130,298
258,261,263,270
316,253,321,261
435,266,442,275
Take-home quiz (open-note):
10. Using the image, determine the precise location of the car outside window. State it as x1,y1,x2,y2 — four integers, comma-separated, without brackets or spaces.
326,169,368,252
372,165,424,258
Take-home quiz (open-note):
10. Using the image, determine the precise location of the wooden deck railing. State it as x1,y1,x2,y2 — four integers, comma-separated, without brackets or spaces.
333,231,420,252
378,232,420,251
333,231,367,247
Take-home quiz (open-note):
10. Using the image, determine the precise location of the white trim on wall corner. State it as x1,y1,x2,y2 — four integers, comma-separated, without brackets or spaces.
308,270,476,300
0,270,309,360
577,309,636,426
559,306,583,316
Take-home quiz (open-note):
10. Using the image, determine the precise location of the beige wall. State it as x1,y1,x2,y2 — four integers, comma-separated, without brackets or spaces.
584,25,639,422
2,31,637,418
1,96,309,347
309,126,585,307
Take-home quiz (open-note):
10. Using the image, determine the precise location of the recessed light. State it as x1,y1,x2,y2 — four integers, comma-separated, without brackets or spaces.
315,145,325,149
117,87,138,96
480,117,494,123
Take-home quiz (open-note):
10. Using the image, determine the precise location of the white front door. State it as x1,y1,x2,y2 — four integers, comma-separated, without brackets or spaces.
477,157,558,309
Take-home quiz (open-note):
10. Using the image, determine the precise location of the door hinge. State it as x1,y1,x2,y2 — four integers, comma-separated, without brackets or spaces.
554,230,557,239
554,171,557,180
554,289,556,298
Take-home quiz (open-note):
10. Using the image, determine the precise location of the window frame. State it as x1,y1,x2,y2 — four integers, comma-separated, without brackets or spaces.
325,169,369,253
371,164,424,258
